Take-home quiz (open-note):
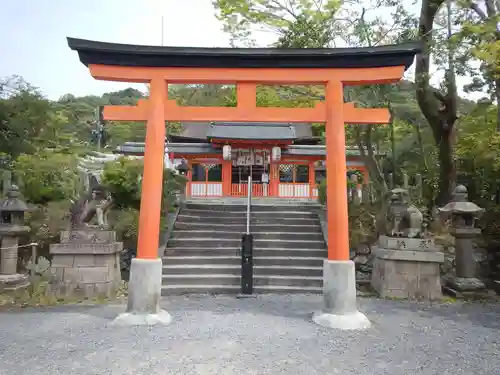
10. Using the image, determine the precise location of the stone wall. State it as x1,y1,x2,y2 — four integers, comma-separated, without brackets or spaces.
49,230,122,298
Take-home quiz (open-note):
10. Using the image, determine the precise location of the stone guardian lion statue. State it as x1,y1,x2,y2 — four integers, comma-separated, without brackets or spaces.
70,184,113,229
387,188,424,238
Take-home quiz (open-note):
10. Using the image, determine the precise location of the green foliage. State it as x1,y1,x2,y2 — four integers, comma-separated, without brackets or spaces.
213,0,341,46
102,157,188,211
102,157,143,209
108,208,141,249
456,105,500,204
14,151,80,204
102,158,187,246
317,179,326,206
25,200,72,256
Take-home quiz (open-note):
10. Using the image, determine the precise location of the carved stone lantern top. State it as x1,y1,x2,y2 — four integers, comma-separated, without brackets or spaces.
0,185,30,235
0,185,30,214
176,159,189,176
438,185,484,216
438,185,484,234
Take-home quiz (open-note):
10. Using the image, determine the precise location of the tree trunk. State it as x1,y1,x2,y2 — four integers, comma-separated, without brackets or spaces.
416,0,458,206
436,127,454,204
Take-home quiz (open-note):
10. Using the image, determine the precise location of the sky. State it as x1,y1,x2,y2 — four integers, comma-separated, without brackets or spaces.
0,0,483,101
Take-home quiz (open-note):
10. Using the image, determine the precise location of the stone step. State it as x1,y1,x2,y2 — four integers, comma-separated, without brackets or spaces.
161,284,241,295
160,284,322,295
174,222,322,233
162,264,322,277
253,285,322,294
180,208,317,219
163,255,324,267
186,203,319,212
167,238,326,250
162,274,323,287
177,214,319,225
164,247,326,258
162,264,240,275
254,275,323,287
170,230,324,242
164,255,241,265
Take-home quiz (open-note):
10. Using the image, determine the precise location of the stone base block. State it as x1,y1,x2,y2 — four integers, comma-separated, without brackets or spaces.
371,248,444,300
0,274,29,292
312,260,370,330
446,276,485,292
112,258,171,326
443,276,487,298
49,230,123,299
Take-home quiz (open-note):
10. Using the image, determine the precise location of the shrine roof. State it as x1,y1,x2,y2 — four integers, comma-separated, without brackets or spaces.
114,142,370,157
67,37,421,70
207,123,296,141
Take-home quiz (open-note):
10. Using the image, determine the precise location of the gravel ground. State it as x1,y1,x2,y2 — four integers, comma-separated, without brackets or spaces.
1,295,500,375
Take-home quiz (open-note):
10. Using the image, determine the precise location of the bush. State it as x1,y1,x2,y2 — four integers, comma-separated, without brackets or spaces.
102,157,187,248
102,157,187,211
102,157,143,209
317,179,327,205
14,151,80,204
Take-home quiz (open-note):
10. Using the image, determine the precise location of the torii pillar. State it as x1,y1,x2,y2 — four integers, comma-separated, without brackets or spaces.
67,37,420,328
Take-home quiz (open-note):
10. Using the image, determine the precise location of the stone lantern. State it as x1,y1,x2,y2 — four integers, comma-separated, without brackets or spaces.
176,159,189,176
438,185,486,294
0,185,30,290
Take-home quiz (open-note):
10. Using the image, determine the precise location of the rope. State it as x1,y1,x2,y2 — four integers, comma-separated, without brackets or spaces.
0,242,38,250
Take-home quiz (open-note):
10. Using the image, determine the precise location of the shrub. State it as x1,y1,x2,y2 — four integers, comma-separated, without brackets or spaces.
14,151,80,204
317,179,327,205
102,157,143,209
102,157,187,211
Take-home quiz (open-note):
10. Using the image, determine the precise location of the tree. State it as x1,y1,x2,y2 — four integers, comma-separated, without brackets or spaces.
452,0,500,129
213,0,342,47
0,76,55,158
213,1,420,189
415,0,459,205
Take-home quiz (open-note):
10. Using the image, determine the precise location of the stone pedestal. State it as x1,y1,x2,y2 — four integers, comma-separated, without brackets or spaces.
113,258,172,326
49,230,122,298
312,260,371,330
371,236,444,300
443,228,485,296
0,235,29,292
0,236,19,275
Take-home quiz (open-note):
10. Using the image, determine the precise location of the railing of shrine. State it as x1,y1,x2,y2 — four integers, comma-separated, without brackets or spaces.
189,182,223,197
231,183,267,197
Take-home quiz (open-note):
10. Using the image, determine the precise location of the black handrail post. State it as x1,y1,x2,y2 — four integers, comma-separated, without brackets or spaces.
240,174,254,296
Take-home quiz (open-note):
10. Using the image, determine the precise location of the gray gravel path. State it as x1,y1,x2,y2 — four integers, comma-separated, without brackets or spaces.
1,295,499,375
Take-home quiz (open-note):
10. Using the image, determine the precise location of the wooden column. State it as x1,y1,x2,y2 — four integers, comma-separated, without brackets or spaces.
222,160,231,196
270,163,279,197
136,78,167,259
186,160,193,198
308,161,315,198
325,81,349,261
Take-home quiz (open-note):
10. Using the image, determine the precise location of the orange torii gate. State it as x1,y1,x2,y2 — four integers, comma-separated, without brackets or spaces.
68,38,420,329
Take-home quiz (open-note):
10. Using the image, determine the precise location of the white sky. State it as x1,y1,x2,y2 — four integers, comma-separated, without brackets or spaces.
0,0,484,101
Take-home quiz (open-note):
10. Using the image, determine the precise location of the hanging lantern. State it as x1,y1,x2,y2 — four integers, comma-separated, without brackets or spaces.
223,145,232,161
271,146,281,162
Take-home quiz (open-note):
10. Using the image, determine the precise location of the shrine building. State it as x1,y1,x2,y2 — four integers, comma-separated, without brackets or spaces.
115,121,369,199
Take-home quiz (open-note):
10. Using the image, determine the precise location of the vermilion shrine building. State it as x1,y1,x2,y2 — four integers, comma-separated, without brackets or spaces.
115,122,370,199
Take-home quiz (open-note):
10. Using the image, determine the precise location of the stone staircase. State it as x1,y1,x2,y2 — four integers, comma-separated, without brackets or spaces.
161,199,326,295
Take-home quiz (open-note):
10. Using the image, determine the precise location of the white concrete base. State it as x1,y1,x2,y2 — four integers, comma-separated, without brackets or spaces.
313,259,371,330
112,258,171,326
113,310,172,326
312,311,371,330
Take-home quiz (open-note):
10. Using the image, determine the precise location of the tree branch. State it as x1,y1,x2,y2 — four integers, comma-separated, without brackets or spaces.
469,1,488,19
